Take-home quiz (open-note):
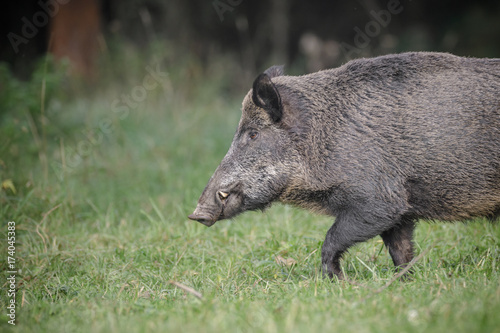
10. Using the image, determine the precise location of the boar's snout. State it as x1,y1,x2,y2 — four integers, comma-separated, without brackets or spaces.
189,182,240,226
188,210,217,227
188,197,224,226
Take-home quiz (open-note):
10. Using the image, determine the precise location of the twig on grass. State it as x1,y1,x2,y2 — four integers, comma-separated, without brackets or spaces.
169,280,203,299
40,203,63,225
374,247,431,293
36,203,62,253
360,246,433,302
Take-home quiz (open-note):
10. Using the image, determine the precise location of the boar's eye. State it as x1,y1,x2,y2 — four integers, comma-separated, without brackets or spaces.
249,131,259,140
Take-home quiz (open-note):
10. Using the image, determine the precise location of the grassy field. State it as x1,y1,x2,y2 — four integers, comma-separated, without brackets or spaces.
1,60,499,333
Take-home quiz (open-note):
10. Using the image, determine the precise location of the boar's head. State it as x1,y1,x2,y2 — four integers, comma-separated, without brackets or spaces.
189,66,305,226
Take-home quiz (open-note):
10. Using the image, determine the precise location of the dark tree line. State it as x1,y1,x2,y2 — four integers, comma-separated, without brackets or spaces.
1,0,499,78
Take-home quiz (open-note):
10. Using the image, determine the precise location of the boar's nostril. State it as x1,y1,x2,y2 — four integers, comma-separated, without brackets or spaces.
217,191,229,201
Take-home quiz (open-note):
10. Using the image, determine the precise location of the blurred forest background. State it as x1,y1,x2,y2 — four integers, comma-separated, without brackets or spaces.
1,0,500,84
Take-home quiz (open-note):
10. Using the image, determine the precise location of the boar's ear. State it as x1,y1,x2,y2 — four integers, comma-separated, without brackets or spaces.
264,65,284,78
252,73,283,123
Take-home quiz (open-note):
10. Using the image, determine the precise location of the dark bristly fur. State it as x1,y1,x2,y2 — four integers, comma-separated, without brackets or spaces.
189,52,500,280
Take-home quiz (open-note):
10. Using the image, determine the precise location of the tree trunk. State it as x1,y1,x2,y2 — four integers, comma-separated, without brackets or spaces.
49,0,101,80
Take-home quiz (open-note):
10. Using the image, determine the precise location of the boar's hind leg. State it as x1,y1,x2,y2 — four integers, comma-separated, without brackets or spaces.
321,212,393,280
380,218,416,271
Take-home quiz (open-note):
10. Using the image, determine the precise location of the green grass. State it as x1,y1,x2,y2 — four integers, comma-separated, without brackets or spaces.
1,65,499,333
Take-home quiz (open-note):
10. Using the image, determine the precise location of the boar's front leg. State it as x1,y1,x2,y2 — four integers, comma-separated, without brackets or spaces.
321,210,393,280
380,218,416,270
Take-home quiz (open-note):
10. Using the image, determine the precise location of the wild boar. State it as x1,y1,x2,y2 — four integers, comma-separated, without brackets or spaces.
189,52,500,280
